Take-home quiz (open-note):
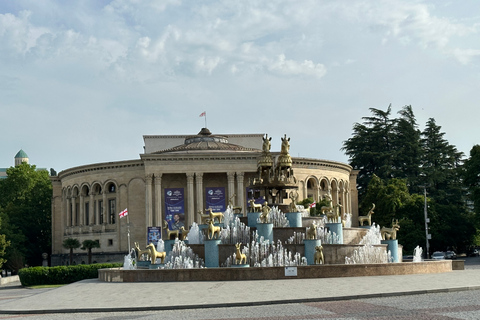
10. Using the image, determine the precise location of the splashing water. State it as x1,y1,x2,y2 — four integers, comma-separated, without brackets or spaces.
186,222,204,244
123,250,136,270
163,239,204,269
220,217,250,244
345,223,389,264
413,245,423,262
256,206,290,227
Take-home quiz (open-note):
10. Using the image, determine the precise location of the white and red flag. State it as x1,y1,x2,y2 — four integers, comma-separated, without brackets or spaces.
309,202,316,208
118,208,128,218
199,111,206,117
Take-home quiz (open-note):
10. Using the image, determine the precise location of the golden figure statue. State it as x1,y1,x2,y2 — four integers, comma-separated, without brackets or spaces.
277,134,292,168
134,242,151,261
258,134,273,168
306,222,317,240
163,220,179,240
235,243,247,265
207,219,221,239
381,219,400,240
206,208,224,224
146,243,166,264
260,202,270,223
288,190,299,213
358,203,375,226
314,245,324,265
321,194,333,215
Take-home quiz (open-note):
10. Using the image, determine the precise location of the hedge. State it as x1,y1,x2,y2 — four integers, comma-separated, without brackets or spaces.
18,263,121,286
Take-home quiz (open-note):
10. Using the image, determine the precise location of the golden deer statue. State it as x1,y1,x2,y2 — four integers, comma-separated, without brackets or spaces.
306,222,317,240
358,203,375,226
381,219,400,240
134,242,151,261
248,199,262,212
235,243,247,265
198,210,210,225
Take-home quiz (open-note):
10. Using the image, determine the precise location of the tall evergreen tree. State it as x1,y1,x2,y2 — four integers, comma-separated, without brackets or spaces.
392,105,423,192
463,145,480,215
342,105,395,200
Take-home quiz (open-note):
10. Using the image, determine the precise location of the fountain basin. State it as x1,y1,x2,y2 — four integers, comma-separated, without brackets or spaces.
100,260,453,282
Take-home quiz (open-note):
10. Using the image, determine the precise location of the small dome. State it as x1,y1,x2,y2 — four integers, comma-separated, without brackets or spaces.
15,149,28,159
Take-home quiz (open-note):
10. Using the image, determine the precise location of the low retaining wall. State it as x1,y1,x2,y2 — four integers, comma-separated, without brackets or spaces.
98,260,452,283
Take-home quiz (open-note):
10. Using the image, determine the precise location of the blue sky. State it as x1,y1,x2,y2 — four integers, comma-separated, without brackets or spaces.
1,0,479,172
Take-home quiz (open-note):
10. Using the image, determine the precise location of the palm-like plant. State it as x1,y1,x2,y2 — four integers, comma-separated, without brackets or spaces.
62,238,80,265
81,240,100,264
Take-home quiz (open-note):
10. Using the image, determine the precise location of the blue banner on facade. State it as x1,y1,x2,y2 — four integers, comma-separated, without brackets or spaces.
205,187,226,212
165,188,185,230
147,226,162,246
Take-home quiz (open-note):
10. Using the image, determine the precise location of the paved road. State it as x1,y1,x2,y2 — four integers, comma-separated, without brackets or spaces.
1,256,479,319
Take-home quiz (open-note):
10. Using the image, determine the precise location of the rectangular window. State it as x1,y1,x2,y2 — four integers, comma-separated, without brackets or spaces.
85,202,89,225
108,239,113,246
108,199,116,224
99,200,104,224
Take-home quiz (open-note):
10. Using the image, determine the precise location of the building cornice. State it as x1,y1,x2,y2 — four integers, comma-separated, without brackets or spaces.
58,160,144,179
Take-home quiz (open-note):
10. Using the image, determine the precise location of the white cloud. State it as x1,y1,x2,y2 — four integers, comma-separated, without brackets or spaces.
268,54,326,78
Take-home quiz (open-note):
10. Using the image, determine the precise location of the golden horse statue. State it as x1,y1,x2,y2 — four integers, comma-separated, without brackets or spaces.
146,243,166,264
163,220,179,240
207,219,221,240
381,219,400,240
206,208,224,224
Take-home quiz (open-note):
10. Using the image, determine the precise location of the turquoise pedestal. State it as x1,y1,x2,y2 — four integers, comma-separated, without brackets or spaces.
164,239,175,255
285,212,302,227
205,239,222,268
247,212,261,228
303,239,322,265
136,260,150,268
325,222,343,244
149,263,164,269
382,239,399,262
231,264,250,268
256,223,273,243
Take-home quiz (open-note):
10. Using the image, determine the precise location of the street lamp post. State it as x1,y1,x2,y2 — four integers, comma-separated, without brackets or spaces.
423,186,430,259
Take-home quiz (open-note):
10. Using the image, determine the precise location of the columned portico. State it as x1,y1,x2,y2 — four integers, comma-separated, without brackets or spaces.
145,174,153,227
236,172,245,209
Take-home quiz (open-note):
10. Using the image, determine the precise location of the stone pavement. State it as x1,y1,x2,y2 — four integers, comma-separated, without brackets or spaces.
1,269,480,314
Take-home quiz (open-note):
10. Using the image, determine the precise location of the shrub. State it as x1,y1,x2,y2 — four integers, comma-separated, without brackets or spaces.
18,263,121,286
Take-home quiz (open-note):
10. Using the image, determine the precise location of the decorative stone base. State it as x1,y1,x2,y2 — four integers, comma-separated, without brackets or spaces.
99,260,453,282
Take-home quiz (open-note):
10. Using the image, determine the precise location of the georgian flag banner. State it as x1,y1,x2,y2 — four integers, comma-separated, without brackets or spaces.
199,111,206,117
309,202,316,208
118,208,128,218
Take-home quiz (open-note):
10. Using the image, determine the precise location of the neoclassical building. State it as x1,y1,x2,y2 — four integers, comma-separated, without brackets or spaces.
51,128,359,265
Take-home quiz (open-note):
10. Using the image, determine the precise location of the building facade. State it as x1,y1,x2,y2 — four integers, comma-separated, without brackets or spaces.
51,129,359,265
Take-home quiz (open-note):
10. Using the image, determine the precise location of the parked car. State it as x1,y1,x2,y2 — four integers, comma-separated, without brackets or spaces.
445,251,457,259
431,251,446,260
468,248,479,257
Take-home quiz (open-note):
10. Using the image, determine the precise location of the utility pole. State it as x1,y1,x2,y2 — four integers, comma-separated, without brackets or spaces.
423,186,431,259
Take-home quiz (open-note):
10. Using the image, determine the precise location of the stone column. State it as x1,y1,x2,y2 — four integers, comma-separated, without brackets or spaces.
236,172,245,210
195,172,204,218
102,191,107,224
187,173,195,226
79,195,85,226
89,193,94,225
145,174,153,227
71,196,77,226
95,195,100,225
154,174,163,227
227,172,235,206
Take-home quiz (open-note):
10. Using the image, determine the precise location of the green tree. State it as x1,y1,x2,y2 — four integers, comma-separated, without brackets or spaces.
0,210,10,269
0,163,52,269
81,240,100,264
392,105,423,191
63,238,81,265
342,105,396,200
